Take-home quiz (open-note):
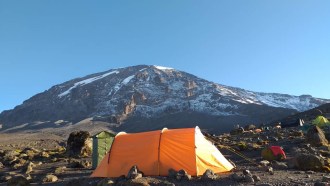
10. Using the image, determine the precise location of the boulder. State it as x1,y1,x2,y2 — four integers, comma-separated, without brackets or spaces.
43,174,58,182
294,153,325,171
127,165,143,179
230,127,244,135
244,124,256,131
168,168,177,179
54,166,66,174
202,169,217,181
66,131,92,157
68,159,91,168
97,178,115,186
272,161,288,170
7,176,30,186
176,169,191,181
306,126,328,147
24,162,35,174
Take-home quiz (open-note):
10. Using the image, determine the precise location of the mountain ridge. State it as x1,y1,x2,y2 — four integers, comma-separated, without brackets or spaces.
1,65,329,133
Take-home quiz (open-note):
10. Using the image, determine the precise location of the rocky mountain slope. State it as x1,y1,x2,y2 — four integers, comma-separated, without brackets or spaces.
0,65,329,133
277,103,330,125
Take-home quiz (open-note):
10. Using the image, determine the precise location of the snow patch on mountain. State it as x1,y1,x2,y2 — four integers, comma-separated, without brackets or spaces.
58,70,119,97
109,75,136,96
154,65,173,70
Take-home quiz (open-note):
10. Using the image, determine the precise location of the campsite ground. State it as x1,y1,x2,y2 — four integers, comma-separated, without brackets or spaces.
0,127,329,186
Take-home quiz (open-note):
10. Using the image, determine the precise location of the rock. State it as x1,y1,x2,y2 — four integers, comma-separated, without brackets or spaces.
3,150,19,164
168,168,177,179
43,174,58,182
243,169,252,176
230,127,244,135
322,175,330,182
66,131,92,157
24,162,35,174
306,126,328,147
263,166,274,175
244,124,256,131
253,175,261,182
244,175,254,183
231,173,244,181
176,169,191,181
0,162,3,169
39,151,50,158
54,166,66,174
272,161,288,169
7,176,30,186
68,159,91,168
202,169,217,181
127,165,143,179
294,153,325,171
97,178,115,186
260,160,270,166
1,175,12,182
314,181,329,186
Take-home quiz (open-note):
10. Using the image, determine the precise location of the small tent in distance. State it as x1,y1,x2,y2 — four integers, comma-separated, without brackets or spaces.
281,118,304,128
312,116,330,127
92,131,116,169
91,126,234,177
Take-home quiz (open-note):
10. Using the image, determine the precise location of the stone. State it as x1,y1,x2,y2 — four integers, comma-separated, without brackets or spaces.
253,175,261,182
260,160,270,166
66,131,92,157
68,159,91,168
314,181,329,186
306,126,328,147
243,169,252,176
24,162,35,174
54,166,66,174
322,175,330,182
168,168,177,179
176,169,191,180
7,176,30,186
3,150,19,164
294,153,325,171
127,165,143,179
272,161,288,169
244,124,256,131
43,174,58,182
231,173,244,181
0,162,3,169
244,175,254,183
202,169,217,181
97,178,115,186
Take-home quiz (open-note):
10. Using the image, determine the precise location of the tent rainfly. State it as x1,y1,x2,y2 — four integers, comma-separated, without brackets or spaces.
91,126,234,177
92,131,116,169
312,116,330,127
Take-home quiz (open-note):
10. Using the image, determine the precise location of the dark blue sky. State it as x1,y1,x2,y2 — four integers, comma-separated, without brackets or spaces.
1,0,330,112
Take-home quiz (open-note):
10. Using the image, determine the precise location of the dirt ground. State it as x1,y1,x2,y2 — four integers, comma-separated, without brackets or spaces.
0,128,329,186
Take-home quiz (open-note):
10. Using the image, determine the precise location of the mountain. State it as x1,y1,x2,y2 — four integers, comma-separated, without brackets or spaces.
276,103,330,125
0,65,329,133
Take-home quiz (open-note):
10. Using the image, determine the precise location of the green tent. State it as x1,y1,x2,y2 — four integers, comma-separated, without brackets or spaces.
92,131,116,169
312,116,330,127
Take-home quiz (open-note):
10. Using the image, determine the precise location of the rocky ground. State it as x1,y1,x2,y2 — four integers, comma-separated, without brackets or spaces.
1,124,330,186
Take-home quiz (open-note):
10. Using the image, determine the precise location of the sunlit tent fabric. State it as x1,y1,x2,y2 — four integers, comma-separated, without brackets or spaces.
312,116,330,127
92,131,116,169
91,126,234,177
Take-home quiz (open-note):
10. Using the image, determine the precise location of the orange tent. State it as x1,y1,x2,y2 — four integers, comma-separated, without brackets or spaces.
91,126,234,177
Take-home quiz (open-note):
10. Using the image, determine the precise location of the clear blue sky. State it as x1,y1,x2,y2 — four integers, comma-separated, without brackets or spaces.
1,1,330,112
